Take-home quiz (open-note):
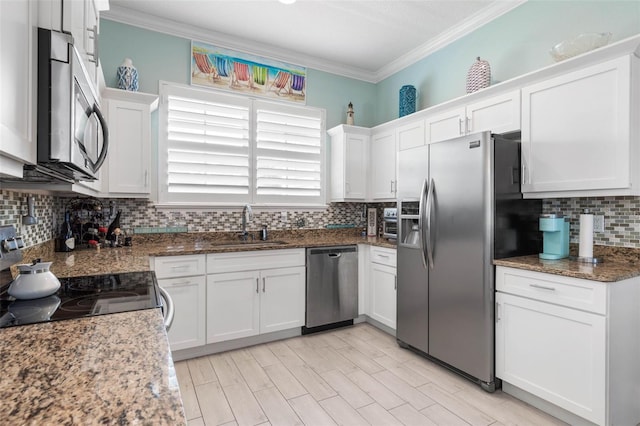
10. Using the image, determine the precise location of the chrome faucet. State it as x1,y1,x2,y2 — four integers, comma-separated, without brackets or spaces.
240,204,253,240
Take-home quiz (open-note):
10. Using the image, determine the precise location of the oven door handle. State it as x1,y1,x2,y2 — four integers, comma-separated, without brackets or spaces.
158,286,174,331
92,104,109,172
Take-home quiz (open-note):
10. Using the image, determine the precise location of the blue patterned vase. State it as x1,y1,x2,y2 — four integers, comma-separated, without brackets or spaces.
399,85,416,117
117,58,139,91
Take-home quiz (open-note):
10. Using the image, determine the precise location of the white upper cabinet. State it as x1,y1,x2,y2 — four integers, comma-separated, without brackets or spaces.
0,0,38,178
102,88,158,197
369,130,396,200
397,119,426,151
328,125,369,201
521,55,638,197
425,90,520,144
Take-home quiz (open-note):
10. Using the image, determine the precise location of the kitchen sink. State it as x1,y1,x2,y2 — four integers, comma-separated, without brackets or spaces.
213,240,288,249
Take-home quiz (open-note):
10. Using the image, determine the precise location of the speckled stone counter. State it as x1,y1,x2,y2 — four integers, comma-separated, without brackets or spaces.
0,309,186,425
19,229,396,278
494,245,640,282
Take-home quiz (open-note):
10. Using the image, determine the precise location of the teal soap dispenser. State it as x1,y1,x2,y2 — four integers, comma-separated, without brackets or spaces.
539,214,570,260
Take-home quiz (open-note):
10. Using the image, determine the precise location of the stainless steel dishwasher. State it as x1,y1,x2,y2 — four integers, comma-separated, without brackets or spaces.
304,246,358,332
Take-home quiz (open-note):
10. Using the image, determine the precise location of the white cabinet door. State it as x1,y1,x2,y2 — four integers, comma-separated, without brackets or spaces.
103,89,158,196
369,262,397,329
0,0,37,177
496,292,606,425
425,106,465,144
397,120,425,151
207,270,261,343
521,56,632,195
260,266,305,334
466,90,520,135
159,275,206,351
370,131,396,200
329,125,369,201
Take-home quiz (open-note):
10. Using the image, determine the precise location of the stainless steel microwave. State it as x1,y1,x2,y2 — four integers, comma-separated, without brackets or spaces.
31,28,108,183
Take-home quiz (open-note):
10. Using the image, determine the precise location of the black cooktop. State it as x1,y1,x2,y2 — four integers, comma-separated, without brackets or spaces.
0,271,161,329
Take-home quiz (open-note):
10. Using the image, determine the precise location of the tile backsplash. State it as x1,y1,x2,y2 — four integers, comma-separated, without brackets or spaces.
4,187,640,251
544,196,640,247
0,190,57,247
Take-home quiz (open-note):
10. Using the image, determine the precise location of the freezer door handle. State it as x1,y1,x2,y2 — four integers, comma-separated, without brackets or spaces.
425,178,435,269
418,178,428,269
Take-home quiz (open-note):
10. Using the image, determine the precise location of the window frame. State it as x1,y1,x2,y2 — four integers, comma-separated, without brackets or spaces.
157,81,327,208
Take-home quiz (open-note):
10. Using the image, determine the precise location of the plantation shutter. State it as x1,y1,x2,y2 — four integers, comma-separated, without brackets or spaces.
162,84,251,204
254,101,324,204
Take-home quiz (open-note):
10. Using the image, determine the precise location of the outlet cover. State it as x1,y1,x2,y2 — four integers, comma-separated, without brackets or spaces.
593,215,605,233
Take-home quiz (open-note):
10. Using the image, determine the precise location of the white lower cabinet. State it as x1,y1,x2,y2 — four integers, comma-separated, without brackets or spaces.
206,249,305,344
495,266,640,426
152,255,206,351
368,247,397,330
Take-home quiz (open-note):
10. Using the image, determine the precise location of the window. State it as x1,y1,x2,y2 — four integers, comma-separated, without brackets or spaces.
158,82,325,207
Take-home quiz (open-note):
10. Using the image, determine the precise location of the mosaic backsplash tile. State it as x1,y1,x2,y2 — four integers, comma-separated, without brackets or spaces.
4,187,640,250
0,190,57,247
544,196,640,247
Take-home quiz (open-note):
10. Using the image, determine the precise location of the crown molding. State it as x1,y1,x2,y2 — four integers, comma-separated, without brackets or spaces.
102,5,379,82
373,0,527,82
102,1,526,84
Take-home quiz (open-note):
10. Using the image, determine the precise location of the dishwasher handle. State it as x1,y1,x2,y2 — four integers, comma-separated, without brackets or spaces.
307,246,357,256
328,253,342,258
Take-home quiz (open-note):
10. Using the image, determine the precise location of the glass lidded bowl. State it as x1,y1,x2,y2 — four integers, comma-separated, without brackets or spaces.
550,32,612,62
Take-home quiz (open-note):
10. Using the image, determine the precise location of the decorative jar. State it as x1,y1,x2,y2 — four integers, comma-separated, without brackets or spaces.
399,85,416,117
117,58,139,91
466,57,491,93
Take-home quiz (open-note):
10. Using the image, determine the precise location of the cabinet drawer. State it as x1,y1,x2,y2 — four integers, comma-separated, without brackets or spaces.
496,267,607,314
207,248,305,274
370,247,397,268
153,254,206,279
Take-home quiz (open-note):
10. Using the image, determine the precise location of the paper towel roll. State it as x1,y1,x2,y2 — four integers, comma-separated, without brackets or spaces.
579,213,594,258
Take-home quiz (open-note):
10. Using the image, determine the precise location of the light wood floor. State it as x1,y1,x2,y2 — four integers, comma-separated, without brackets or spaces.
174,323,566,426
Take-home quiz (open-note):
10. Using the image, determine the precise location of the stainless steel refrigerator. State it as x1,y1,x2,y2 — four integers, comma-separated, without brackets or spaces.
396,131,541,392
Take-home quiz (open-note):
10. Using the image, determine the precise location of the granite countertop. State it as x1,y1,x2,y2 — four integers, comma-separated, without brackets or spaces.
20,229,396,278
494,245,640,283
0,309,186,425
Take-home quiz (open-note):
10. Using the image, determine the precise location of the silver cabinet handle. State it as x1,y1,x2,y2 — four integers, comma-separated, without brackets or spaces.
394,276,397,290
169,280,192,288
466,117,471,133
256,278,259,294
170,265,190,270
145,170,149,187
86,25,98,63
496,302,501,322
529,283,556,291
262,277,266,292
458,118,464,135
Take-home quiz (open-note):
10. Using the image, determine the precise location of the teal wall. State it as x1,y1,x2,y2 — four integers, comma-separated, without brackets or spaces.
375,0,640,124
100,0,640,128
99,20,377,129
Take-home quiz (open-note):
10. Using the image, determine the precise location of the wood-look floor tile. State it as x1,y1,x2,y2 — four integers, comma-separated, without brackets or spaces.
403,358,468,394
288,394,337,426
315,346,358,375
320,369,374,409
286,364,337,401
319,395,370,426
373,355,430,387
187,356,217,385
420,403,470,426
267,341,305,368
209,353,244,387
223,381,268,426
389,403,438,426
177,370,202,420
418,382,495,426
263,363,307,400
194,381,235,426
249,344,280,367
337,346,386,375
254,387,303,426
323,332,351,349
347,369,404,410
233,356,274,392
498,400,568,426
305,333,334,349
219,421,238,426
372,370,435,410
187,417,205,426
289,344,335,374
358,402,405,426
343,335,387,358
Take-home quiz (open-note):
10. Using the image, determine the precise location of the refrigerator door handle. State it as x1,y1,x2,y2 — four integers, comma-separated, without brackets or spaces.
425,178,435,269
418,178,428,269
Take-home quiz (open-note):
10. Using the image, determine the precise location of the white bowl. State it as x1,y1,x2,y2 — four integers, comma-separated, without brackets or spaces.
550,32,612,62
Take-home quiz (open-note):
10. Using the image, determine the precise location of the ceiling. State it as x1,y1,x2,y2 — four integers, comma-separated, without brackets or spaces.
105,0,525,82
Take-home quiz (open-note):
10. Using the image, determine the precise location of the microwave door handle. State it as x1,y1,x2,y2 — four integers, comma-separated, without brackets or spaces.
92,104,109,171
